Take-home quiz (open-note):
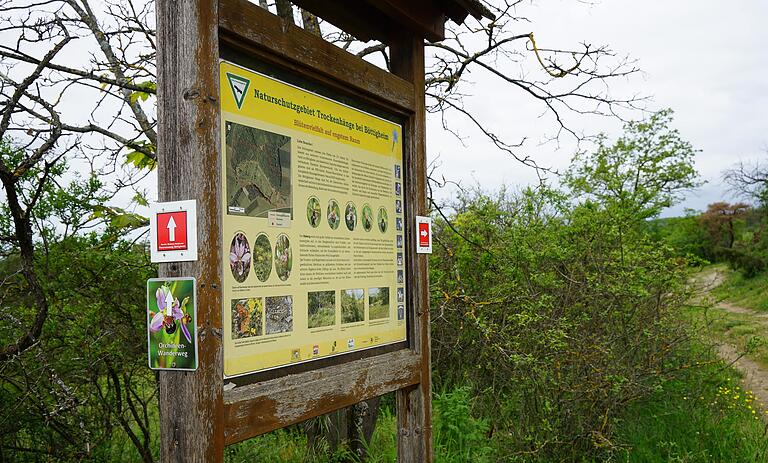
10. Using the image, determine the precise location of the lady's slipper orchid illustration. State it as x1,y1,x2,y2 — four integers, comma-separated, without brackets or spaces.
149,285,192,343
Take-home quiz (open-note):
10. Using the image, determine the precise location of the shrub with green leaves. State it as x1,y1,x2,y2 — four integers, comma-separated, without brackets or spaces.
430,110,701,459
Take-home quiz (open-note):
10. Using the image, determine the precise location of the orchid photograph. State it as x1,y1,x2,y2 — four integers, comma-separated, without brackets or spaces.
361,204,373,232
146,279,196,370
327,199,341,230
378,207,388,233
229,232,251,283
274,234,292,281
306,196,321,228
345,202,357,231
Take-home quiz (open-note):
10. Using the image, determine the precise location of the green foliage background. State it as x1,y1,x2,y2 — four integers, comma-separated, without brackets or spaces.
5,109,768,462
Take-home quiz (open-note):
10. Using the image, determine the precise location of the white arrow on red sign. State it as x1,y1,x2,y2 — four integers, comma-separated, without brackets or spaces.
416,216,432,254
167,215,177,242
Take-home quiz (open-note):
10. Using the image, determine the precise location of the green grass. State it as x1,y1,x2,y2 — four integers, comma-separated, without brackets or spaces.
308,307,335,328
713,267,768,311
225,408,398,462
687,265,768,366
695,307,768,366
612,360,768,462
223,389,496,463
369,303,389,320
94,361,768,463
341,293,364,324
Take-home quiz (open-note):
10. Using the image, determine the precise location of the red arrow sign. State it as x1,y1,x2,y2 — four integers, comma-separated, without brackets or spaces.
418,222,430,247
157,211,188,251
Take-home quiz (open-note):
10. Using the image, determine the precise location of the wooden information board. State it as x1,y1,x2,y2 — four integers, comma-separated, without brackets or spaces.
155,0,491,461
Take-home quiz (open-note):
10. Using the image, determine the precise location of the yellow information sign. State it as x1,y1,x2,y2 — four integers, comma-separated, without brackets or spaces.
220,61,407,377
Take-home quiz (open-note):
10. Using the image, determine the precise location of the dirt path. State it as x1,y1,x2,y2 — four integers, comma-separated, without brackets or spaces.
693,267,768,411
716,344,768,411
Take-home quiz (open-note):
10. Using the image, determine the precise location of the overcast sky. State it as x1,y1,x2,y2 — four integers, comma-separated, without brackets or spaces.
426,0,768,216
5,1,765,218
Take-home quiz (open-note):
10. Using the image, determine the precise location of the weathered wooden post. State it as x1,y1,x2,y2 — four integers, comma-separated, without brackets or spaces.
156,1,224,461
154,2,493,462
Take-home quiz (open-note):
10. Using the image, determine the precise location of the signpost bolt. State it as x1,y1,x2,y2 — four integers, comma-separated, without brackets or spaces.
183,89,201,100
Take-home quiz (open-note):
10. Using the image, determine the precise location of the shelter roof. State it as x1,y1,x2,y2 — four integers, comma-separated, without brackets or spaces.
292,0,496,43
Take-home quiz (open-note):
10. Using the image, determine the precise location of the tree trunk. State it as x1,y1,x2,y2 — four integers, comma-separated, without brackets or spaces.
301,9,321,36
350,397,381,460
275,0,294,24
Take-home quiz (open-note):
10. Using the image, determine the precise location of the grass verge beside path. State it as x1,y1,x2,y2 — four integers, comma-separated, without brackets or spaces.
700,308,768,366
713,267,768,311
613,359,768,462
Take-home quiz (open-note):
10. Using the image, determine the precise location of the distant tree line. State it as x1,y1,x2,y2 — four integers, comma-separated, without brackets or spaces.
649,152,768,277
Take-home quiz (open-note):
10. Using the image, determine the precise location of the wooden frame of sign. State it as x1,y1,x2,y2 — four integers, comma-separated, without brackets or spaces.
156,1,491,461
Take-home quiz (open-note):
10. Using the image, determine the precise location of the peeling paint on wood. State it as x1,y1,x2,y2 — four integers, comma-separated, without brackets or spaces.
157,1,224,462
218,0,416,113
391,34,433,463
223,350,422,444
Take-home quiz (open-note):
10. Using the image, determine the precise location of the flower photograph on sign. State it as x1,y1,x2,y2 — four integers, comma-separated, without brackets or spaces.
306,196,321,228
378,207,388,233
362,204,373,232
231,298,263,339
147,279,196,370
327,199,341,230
345,202,357,231
252,233,272,282
274,234,292,281
229,232,251,283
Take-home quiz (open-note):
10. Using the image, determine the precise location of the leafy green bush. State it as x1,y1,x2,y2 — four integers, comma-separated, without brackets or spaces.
433,387,493,462
430,110,702,459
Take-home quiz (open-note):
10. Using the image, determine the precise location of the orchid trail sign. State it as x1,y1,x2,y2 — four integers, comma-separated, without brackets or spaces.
146,278,198,371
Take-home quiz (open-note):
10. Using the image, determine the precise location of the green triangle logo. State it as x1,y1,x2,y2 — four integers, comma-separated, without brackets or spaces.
226,73,250,109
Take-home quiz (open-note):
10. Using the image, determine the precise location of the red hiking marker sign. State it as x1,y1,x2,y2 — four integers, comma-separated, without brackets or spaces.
149,199,198,263
157,211,188,251
416,216,432,254
418,222,429,247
